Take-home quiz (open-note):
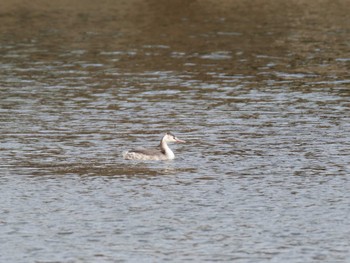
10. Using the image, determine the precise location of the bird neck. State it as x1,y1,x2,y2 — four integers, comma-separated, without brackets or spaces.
160,138,175,159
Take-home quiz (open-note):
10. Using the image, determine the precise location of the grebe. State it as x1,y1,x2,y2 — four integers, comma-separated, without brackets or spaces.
123,132,186,160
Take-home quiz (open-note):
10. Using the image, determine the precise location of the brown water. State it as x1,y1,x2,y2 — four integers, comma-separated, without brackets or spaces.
1,0,350,262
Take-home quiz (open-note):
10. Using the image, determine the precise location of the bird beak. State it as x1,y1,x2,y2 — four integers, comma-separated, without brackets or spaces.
175,138,186,143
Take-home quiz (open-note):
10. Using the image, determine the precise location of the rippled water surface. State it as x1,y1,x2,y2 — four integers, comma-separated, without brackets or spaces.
1,0,350,262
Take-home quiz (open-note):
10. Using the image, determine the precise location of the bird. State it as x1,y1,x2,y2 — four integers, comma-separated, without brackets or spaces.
123,132,186,160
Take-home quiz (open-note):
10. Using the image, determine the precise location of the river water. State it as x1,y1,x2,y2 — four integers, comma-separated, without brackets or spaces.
1,0,350,262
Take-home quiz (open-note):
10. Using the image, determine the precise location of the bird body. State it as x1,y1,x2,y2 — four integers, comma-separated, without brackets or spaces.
123,132,185,161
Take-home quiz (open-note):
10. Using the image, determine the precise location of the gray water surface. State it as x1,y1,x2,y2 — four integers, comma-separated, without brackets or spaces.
1,1,350,262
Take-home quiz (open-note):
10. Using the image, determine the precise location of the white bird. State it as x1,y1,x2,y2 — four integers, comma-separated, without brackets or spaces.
123,132,186,160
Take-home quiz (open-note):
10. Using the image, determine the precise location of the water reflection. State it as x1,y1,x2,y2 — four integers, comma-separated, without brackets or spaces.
1,0,350,262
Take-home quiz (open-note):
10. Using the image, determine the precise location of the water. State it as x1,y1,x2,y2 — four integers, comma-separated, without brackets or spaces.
1,0,350,262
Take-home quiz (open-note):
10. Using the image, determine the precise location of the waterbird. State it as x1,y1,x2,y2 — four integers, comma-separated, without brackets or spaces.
123,132,186,160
